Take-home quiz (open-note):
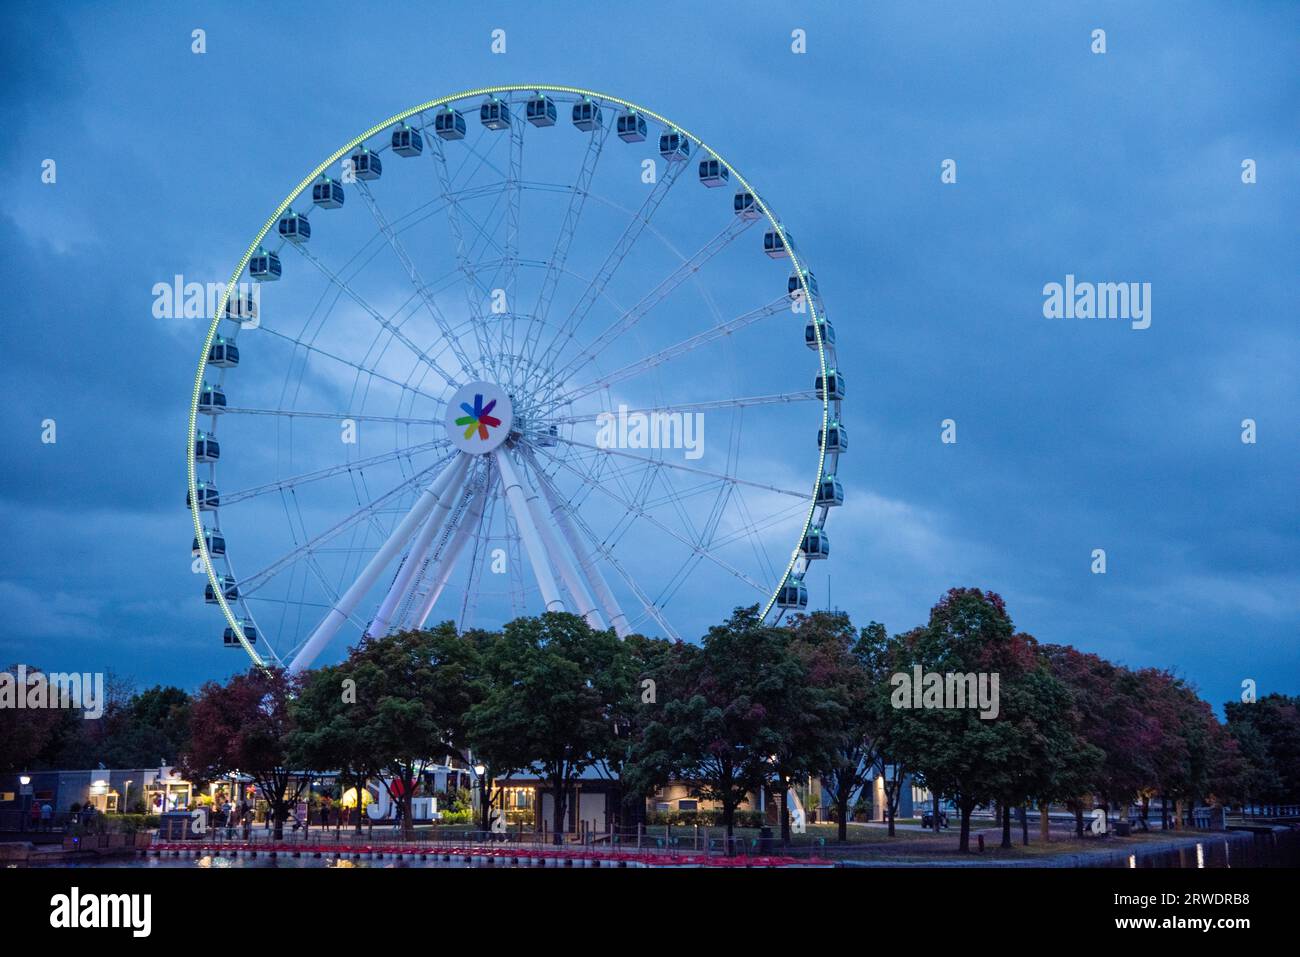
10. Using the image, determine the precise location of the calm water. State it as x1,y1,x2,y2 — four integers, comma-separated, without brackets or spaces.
40,829,1300,868
1113,829,1300,869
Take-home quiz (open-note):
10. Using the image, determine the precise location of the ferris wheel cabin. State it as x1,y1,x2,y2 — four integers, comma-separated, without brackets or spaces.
312,178,345,209
763,227,794,259
193,434,220,463
249,248,281,281
198,383,227,414
349,148,382,181
391,124,424,156
187,483,219,511
204,575,239,604
223,621,258,648
526,94,558,127
805,316,834,350
816,474,845,508
801,526,830,560
733,190,760,220
658,131,690,162
777,576,809,610
815,369,845,401
480,98,511,130
818,421,848,453
572,100,602,131
699,158,729,187
277,209,311,244
207,338,240,368
789,270,819,300
616,111,647,143
192,529,226,557
224,292,257,323
434,108,467,140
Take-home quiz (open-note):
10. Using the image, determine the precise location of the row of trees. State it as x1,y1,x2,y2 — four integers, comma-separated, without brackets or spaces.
7,588,1299,850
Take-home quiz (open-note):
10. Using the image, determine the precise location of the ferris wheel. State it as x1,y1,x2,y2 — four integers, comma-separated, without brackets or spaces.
187,85,845,672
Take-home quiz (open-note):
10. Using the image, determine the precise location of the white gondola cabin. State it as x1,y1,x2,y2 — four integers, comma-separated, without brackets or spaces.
572,100,602,131
434,109,467,140
249,248,281,281
312,178,345,209
277,209,311,244
392,124,424,156
699,158,728,187
616,111,647,142
526,94,557,127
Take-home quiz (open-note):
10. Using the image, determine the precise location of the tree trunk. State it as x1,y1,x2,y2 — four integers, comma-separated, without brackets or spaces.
354,776,366,833
1018,804,1029,846
836,792,849,842
272,804,285,840
1074,804,1084,838
722,801,735,844
550,777,566,845
958,799,973,853
932,793,941,833
1039,802,1050,843
1001,803,1012,849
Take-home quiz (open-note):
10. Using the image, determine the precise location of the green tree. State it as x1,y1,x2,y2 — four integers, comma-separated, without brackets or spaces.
347,623,479,837
466,613,624,843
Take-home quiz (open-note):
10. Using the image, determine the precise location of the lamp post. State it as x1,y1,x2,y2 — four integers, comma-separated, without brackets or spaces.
19,775,32,831
474,763,488,835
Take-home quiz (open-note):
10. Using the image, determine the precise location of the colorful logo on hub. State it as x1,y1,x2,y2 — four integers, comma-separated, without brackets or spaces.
455,394,501,442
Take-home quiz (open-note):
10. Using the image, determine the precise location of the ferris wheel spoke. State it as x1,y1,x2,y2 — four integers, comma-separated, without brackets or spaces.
527,452,630,637
238,454,455,597
517,456,605,629
547,392,818,425
519,117,611,380
547,296,793,410
407,468,493,630
258,327,448,408
501,107,525,379
289,244,464,391
221,407,441,427
538,217,761,398
289,452,470,672
223,439,448,506
355,180,478,381
492,447,565,613
534,446,770,598
532,152,689,378
427,135,506,379
367,454,472,638
545,434,806,500
531,458,680,641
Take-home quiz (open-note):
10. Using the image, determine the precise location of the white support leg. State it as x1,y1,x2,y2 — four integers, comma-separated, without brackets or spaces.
409,476,492,630
533,464,631,637
367,454,472,639
289,453,467,672
520,463,605,630
492,447,565,613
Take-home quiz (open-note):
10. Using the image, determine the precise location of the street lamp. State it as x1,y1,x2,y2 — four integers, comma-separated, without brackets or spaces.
473,763,488,834
19,775,32,830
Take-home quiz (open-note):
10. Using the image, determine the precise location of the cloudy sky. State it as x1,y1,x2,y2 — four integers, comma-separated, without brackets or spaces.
2,0,1295,712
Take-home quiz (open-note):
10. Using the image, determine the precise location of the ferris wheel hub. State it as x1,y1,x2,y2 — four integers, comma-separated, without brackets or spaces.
446,381,514,454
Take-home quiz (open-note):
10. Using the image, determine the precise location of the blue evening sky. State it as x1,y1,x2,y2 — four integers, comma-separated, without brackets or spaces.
1,0,1296,712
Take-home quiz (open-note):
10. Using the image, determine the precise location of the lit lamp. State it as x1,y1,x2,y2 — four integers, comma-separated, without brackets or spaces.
19,775,32,828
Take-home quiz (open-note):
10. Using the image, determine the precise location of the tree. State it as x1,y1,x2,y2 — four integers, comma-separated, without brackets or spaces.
467,613,624,843
626,607,809,843
347,623,479,837
889,589,1046,852
788,612,881,842
287,663,372,833
185,666,304,839
1225,694,1300,807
